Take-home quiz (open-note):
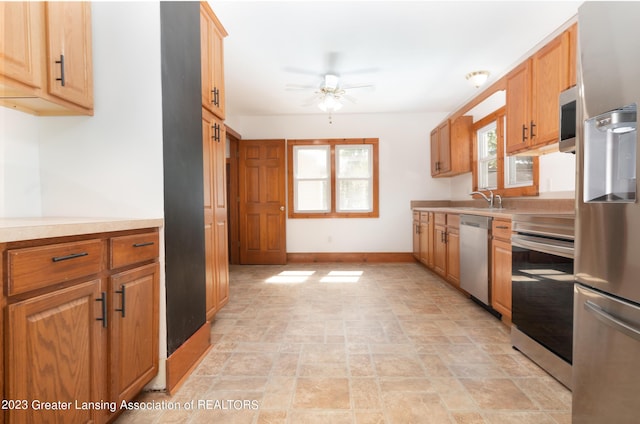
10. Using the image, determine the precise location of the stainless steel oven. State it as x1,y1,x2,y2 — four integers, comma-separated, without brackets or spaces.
510,214,575,389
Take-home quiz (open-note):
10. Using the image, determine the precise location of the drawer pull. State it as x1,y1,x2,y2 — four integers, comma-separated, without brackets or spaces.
52,252,89,262
96,292,107,328
496,225,509,229
115,285,126,318
133,241,154,248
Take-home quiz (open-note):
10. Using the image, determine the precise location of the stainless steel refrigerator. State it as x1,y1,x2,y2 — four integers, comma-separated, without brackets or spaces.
574,2,640,423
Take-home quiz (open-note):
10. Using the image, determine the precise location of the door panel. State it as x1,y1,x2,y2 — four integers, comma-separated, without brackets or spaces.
239,139,286,264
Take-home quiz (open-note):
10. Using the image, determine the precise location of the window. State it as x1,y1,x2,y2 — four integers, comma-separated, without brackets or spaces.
473,107,538,196
288,138,379,218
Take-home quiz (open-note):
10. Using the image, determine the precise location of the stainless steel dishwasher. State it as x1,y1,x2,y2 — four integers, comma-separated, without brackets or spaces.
459,214,494,310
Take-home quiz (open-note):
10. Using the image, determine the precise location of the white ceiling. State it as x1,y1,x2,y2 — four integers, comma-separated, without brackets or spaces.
208,1,582,117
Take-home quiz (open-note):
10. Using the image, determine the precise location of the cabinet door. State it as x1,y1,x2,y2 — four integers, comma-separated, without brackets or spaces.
446,229,460,288
110,263,159,404
419,222,429,265
201,3,226,120
430,128,439,176
437,121,451,174
433,226,447,277
506,60,531,154
531,32,570,147
213,121,229,311
0,2,43,92
427,216,434,268
45,2,93,109
203,109,216,317
7,279,104,424
491,238,512,319
412,219,420,259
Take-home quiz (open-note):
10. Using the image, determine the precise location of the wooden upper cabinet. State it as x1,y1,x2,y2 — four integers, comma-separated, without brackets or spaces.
430,116,472,177
506,27,574,155
46,1,94,110
0,1,93,115
0,2,43,92
200,2,227,120
506,60,531,154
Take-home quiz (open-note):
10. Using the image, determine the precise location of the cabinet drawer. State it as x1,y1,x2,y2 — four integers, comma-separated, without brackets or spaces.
434,213,446,226
447,214,460,229
413,211,420,221
420,212,430,223
7,239,103,296
492,220,512,242
110,232,159,269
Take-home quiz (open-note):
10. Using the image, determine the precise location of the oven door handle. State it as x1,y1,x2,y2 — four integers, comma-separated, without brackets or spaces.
511,234,574,259
585,300,640,342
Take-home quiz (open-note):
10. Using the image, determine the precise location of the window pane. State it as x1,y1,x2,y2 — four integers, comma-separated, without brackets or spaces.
337,180,371,211
479,159,498,189
506,156,533,187
478,122,498,160
296,180,329,211
295,146,329,178
337,145,371,178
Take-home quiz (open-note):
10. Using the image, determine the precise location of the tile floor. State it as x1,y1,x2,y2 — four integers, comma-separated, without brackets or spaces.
116,262,571,424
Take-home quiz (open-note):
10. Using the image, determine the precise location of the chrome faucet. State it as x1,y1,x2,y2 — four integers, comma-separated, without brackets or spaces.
469,190,494,208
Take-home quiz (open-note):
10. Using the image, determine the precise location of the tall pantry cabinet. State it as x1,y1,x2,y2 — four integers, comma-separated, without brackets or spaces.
200,2,229,321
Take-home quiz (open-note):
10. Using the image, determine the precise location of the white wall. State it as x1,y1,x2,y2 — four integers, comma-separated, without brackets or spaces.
0,108,42,216
38,2,164,219
231,112,448,253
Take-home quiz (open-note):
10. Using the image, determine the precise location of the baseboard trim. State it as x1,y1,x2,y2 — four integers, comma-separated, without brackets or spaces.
165,322,211,395
287,252,415,263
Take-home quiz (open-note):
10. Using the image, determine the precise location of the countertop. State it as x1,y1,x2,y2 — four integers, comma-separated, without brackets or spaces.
412,206,575,219
0,217,164,243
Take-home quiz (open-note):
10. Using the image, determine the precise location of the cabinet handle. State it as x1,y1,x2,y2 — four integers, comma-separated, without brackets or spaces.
216,123,221,142
212,87,219,106
96,292,107,328
55,54,65,86
115,285,126,318
52,252,88,262
444,232,448,244
530,120,536,138
522,124,528,141
133,241,154,248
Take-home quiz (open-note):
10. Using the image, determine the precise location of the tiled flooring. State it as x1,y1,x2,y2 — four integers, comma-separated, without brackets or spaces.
116,262,571,424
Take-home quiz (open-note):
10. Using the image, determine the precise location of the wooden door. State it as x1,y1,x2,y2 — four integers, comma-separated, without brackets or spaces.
239,139,287,264
506,60,531,154
531,32,570,147
6,279,104,424
437,120,451,174
110,264,159,406
45,2,93,109
491,238,512,319
0,2,43,91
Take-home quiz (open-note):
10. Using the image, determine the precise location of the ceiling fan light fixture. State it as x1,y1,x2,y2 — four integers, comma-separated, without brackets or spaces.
318,93,342,112
466,70,490,88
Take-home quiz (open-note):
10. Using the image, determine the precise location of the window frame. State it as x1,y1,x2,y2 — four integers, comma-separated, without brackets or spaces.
472,107,539,197
287,138,379,218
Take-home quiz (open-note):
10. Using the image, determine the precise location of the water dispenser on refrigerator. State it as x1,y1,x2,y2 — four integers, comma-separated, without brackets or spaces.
583,104,637,202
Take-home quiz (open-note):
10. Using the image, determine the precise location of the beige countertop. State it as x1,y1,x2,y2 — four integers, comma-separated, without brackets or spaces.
0,217,164,243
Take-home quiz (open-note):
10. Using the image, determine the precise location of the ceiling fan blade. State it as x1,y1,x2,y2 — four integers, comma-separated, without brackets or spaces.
283,66,322,76
342,83,375,90
285,83,319,91
343,94,358,104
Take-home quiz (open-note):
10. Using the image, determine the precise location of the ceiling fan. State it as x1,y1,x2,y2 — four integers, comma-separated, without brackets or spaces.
287,73,374,113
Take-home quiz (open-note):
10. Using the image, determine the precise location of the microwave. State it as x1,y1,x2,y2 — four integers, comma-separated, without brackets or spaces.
559,86,577,153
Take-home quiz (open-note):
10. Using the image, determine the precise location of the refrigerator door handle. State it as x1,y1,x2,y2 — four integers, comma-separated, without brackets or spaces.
585,300,640,342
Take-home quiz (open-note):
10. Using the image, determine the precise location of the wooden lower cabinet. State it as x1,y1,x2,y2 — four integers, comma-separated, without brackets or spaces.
433,224,447,277
446,228,460,288
412,212,420,260
491,219,513,320
2,228,160,424
6,279,105,424
491,238,513,319
109,263,159,407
